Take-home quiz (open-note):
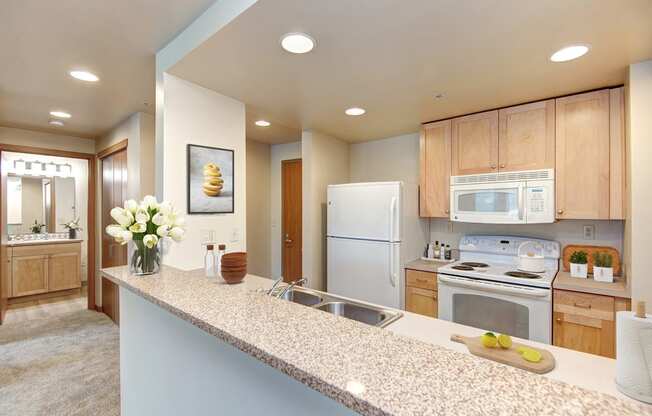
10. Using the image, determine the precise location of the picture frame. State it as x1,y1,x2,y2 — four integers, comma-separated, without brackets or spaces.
186,144,234,214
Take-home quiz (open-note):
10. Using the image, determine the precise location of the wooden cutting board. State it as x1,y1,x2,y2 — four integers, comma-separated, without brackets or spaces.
561,245,621,276
451,334,555,374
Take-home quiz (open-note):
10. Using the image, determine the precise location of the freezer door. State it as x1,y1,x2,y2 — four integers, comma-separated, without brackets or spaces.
327,237,400,309
327,182,401,242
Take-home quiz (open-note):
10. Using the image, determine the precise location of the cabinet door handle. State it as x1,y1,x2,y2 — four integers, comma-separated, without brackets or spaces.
490,164,497,169
500,164,506,169
444,209,450,214
433,295,438,301
557,209,564,215
574,302,592,309
556,318,563,324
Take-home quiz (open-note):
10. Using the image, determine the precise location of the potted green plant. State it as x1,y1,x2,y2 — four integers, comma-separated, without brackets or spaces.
30,220,45,234
62,218,82,239
569,250,588,278
593,252,614,283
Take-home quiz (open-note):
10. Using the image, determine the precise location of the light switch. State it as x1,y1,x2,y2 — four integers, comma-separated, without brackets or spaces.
230,227,240,242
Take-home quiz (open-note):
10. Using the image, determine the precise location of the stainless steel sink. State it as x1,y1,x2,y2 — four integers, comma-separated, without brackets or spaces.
280,288,323,306
315,301,402,328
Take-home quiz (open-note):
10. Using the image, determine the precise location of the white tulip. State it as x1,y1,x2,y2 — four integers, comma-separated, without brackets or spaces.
110,207,133,228
169,227,185,242
143,234,159,249
129,222,146,233
120,230,133,244
173,216,186,228
156,224,170,238
152,212,166,226
142,195,158,210
158,201,172,216
124,199,139,214
106,224,124,238
135,208,150,224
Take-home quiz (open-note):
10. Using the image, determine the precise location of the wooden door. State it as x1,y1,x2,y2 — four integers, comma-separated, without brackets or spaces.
101,147,128,324
420,120,452,218
11,255,48,297
405,286,437,318
555,90,610,219
451,110,499,175
281,159,302,283
48,252,81,291
498,100,555,172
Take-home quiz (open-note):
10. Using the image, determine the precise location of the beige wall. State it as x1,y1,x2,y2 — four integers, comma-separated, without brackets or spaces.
349,132,420,185
246,139,271,277
0,126,95,153
627,60,652,306
270,141,301,278
302,130,349,290
161,73,246,270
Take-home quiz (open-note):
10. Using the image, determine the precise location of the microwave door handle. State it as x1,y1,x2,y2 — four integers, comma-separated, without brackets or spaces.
518,185,525,221
438,275,549,298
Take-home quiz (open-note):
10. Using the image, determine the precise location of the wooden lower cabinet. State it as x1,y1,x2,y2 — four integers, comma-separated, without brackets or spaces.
405,269,438,318
11,255,49,297
553,289,630,358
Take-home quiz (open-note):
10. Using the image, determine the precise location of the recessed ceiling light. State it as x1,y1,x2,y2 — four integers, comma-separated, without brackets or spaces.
255,120,271,127
345,107,366,116
280,32,316,54
550,44,590,62
49,119,64,126
50,111,71,118
69,70,99,82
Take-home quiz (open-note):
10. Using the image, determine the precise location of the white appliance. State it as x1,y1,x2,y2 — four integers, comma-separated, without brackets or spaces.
450,169,554,224
326,182,427,309
437,235,560,344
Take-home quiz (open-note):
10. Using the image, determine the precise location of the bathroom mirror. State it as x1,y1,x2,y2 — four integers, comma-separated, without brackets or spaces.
7,175,76,235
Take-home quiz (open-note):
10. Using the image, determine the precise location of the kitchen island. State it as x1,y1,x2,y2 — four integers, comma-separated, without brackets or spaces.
102,265,650,416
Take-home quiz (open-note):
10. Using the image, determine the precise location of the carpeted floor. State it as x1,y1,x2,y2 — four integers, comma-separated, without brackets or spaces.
0,309,120,416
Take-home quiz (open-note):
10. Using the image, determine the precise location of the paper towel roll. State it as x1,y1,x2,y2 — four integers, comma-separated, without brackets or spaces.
616,311,652,403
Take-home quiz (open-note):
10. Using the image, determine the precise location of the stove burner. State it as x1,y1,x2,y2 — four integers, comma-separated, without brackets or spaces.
452,265,475,271
505,271,542,279
461,262,489,268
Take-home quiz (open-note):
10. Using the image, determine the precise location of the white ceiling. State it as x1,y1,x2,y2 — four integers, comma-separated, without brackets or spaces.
170,0,652,144
1,0,216,139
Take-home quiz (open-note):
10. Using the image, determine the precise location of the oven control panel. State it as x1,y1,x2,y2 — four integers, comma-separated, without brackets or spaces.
458,235,560,259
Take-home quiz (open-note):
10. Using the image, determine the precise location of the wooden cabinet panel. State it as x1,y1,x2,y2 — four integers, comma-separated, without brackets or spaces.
498,100,555,172
553,289,616,358
406,286,437,318
406,269,437,291
48,252,81,292
555,90,610,219
609,87,626,220
102,277,119,324
420,120,451,217
451,110,499,175
11,255,48,297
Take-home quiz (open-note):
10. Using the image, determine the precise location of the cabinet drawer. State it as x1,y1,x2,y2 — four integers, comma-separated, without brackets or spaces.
406,269,437,291
554,290,614,321
405,286,438,318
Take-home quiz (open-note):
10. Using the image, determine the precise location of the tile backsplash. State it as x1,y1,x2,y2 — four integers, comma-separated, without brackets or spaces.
429,219,625,256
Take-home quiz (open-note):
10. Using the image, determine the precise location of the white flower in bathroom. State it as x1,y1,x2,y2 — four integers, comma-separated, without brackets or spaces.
143,234,159,249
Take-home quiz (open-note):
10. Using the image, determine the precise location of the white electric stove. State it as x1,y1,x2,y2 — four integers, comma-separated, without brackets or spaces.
437,235,560,344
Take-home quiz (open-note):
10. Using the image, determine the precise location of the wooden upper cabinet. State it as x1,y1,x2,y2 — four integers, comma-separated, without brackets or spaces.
451,110,499,175
609,87,626,220
498,100,555,172
555,90,610,219
420,120,451,217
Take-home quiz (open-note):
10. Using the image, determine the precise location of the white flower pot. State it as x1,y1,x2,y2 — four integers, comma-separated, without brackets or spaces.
570,263,588,278
593,266,614,283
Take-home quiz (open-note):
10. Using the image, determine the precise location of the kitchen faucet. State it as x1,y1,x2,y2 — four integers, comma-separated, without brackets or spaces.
276,277,307,298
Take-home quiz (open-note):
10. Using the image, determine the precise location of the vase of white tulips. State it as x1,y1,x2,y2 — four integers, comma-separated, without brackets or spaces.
105,195,185,275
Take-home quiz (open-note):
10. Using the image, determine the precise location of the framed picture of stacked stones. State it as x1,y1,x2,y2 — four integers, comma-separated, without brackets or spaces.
187,144,234,214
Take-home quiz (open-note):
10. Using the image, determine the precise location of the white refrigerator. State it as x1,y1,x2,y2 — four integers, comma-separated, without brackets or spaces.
326,182,427,309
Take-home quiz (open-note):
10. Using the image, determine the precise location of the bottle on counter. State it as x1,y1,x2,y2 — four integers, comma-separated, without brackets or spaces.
217,244,226,277
439,242,446,260
433,241,440,259
445,244,452,260
426,243,434,259
205,244,216,277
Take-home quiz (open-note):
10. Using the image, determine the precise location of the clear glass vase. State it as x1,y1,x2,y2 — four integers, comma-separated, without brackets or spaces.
128,239,162,275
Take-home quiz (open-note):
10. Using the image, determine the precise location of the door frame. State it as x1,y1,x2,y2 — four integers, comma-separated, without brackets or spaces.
281,158,302,283
0,144,97,321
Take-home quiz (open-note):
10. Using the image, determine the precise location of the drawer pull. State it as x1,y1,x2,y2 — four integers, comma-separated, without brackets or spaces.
556,318,563,324
416,278,429,284
574,302,592,309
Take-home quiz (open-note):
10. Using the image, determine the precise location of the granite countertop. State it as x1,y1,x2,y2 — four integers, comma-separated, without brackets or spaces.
553,271,630,298
102,265,650,416
8,238,83,247
405,258,454,273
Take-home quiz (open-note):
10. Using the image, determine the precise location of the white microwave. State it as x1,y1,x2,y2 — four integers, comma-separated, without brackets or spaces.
449,169,554,224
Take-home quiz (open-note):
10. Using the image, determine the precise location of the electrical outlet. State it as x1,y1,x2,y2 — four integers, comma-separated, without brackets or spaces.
230,227,240,242
583,225,595,240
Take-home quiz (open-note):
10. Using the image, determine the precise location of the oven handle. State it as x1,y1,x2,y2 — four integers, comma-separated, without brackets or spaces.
438,275,550,298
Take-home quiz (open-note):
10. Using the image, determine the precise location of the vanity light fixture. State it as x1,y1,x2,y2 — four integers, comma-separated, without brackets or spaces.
46,162,57,175
550,44,590,62
14,160,26,175
255,120,271,127
49,119,64,126
69,70,99,82
50,110,71,119
60,164,72,178
280,32,316,54
345,107,366,116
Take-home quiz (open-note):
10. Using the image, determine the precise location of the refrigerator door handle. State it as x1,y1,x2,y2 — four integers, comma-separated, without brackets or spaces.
389,245,397,287
389,196,397,242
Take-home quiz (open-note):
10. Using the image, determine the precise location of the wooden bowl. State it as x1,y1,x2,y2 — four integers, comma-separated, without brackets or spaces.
221,260,246,267
222,252,247,262
222,269,246,284
221,266,247,272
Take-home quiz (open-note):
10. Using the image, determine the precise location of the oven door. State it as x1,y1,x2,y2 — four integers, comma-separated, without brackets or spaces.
450,182,525,224
437,274,551,344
